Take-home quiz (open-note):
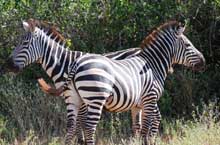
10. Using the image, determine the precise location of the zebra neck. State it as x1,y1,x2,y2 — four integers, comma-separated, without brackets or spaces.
140,46,173,86
40,40,72,83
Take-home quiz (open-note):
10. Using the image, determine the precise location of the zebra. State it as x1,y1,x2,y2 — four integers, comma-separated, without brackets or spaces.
7,19,144,144
50,20,205,145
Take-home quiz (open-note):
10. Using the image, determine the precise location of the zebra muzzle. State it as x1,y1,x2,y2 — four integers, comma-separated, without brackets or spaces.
4,57,21,73
193,57,206,72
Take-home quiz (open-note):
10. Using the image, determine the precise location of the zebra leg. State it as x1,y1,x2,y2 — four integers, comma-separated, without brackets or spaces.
64,88,83,145
141,96,158,145
149,104,161,145
131,107,142,136
141,106,152,145
76,103,88,145
84,104,104,145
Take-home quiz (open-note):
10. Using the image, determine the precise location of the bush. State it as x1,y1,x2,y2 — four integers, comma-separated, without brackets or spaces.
0,74,66,142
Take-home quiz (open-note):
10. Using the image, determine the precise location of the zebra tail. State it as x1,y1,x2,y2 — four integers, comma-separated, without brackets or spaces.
37,78,64,96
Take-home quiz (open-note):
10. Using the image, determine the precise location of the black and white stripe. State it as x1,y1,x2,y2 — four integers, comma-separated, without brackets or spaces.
9,19,143,144
62,20,205,145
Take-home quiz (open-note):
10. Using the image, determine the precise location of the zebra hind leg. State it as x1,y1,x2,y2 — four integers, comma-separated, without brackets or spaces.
64,88,83,145
65,103,81,144
84,104,105,145
76,103,88,145
76,117,85,145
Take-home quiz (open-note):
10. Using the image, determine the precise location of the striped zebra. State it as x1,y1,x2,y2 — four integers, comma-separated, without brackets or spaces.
51,20,205,145
7,19,143,143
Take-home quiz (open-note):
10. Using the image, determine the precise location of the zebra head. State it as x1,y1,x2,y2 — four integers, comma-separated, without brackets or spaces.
7,19,44,72
173,22,205,71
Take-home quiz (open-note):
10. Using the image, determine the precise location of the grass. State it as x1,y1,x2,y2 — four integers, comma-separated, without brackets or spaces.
157,121,220,145
1,118,219,145
0,75,219,145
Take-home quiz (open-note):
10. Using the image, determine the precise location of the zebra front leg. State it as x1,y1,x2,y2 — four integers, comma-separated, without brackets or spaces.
141,106,152,145
84,104,104,145
131,107,142,136
149,104,161,145
141,95,158,145
64,88,83,145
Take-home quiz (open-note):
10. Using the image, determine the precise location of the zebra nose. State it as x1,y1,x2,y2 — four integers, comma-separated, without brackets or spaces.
199,55,205,67
201,56,206,66
7,57,15,67
5,57,20,73
194,56,206,71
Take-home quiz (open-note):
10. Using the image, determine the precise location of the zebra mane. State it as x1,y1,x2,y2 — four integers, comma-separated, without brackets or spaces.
27,18,66,45
140,20,181,49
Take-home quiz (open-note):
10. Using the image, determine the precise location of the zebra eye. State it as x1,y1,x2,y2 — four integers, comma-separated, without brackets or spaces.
34,33,38,37
32,30,39,38
185,43,191,47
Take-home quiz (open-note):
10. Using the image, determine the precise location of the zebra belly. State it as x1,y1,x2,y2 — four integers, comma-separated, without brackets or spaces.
104,93,141,112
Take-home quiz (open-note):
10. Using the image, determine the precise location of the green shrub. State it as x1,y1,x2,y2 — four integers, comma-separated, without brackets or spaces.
0,74,66,143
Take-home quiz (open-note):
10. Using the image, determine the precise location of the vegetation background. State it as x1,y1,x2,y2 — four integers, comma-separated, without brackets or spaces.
0,0,220,144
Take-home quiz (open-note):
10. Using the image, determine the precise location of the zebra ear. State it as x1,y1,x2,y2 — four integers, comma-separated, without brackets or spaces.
22,21,31,32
